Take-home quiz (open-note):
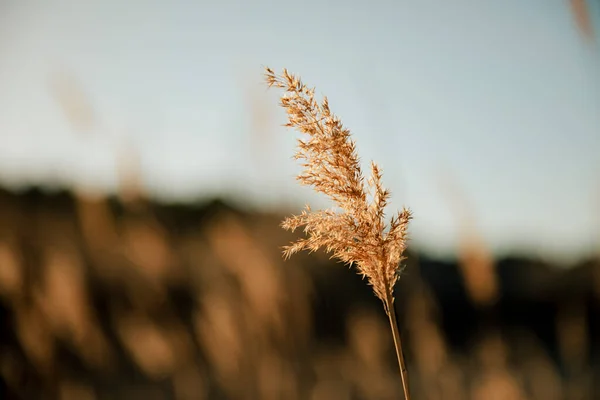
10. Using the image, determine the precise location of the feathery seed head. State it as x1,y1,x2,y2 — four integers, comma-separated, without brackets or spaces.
265,67,412,307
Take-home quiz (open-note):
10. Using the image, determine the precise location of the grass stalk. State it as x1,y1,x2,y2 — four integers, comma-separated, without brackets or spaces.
385,294,411,399
265,66,413,399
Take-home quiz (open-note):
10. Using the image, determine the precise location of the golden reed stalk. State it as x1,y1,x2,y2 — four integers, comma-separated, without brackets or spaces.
265,67,412,399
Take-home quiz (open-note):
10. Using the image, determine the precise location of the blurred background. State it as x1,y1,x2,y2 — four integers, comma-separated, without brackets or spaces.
0,1,599,399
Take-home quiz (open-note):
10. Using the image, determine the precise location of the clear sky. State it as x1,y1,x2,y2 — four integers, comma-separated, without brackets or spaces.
0,0,599,262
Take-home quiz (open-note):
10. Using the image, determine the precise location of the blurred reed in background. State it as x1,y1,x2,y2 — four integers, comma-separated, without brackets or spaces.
0,184,598,399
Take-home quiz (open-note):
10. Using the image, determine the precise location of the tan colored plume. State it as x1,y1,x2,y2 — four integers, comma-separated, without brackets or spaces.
265,67,413,399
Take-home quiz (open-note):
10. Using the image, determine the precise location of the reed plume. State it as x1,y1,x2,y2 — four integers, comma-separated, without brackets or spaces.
265,67,413,399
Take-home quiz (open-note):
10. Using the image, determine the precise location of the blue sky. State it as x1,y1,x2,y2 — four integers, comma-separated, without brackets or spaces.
0,0,599,262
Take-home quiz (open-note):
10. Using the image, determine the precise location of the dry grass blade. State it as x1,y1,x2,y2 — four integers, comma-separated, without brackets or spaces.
265,66,413,399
